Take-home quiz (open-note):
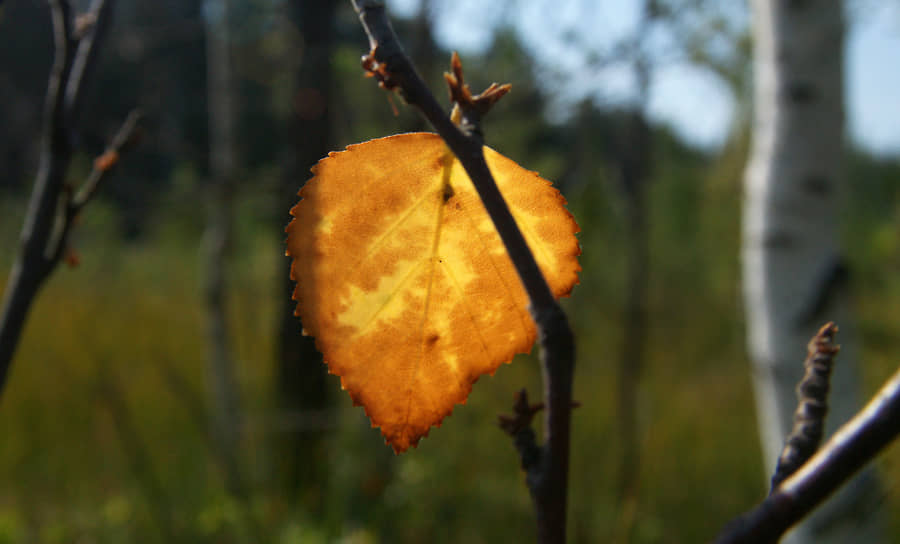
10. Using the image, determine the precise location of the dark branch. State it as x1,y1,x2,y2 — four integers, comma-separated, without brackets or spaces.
0,0,131,397
64,0,113,124
713,363,900,543
32,0,75,269
350,2,576,542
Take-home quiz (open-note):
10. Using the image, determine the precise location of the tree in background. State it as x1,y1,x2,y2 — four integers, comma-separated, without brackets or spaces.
544,2,749,538
202,0,245,497
276,0,340,505
741,0,884,541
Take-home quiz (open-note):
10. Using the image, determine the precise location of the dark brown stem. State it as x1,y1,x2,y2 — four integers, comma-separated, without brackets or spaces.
351,2,576,542
0,0,128,397
713,363,900,543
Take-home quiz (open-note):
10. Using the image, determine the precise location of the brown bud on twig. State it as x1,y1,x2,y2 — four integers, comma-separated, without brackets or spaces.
74,12,97,39
444,52,511,132
498,389,544,472
498,388,544,435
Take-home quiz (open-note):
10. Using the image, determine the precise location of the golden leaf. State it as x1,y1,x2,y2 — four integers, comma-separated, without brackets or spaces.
285,133,580,453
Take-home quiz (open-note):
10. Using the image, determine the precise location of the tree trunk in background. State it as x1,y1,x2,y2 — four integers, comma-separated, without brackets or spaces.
202,0,244,496
742,1,883,541
614,9,653,539
276,0,338,504
613,109,650,543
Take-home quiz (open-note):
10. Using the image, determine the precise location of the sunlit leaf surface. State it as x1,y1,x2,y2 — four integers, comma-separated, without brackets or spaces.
286,133,580,452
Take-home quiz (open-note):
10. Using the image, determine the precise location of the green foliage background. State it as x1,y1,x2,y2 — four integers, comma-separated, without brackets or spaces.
1,2,900,543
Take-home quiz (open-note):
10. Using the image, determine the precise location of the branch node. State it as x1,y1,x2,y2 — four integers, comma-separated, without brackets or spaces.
444,52,511,135
499,389,544,471
93,149,120,172
72,109,142,212
74,12,97,40
499,388,544,434
362,48,400,92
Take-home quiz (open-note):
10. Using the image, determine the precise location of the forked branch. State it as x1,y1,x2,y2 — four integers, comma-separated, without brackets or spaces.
350,2,576,542
0,0,137,397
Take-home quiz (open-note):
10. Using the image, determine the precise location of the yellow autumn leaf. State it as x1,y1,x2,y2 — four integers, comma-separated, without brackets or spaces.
285,133,580,453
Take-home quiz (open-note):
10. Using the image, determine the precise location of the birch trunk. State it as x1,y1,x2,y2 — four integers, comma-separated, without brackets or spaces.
742,1,882,541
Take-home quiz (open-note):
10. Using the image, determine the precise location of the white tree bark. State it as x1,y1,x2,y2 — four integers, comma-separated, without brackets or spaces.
742,1,882,542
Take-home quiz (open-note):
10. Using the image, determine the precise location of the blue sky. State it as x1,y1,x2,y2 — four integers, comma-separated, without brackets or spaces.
847,2,900,156
388,0,900,156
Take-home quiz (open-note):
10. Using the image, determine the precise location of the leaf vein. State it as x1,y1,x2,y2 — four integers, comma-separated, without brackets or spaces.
456,186,533,337
440,259,493,361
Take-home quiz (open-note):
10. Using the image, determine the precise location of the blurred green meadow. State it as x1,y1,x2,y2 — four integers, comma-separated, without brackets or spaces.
1,132,899,543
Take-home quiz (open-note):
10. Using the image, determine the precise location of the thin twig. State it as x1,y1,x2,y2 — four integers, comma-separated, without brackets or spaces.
54,108,142,265
713,364,900,543
350,2,576,542
770,322,839,492
64,0,113,122
72,109,143,210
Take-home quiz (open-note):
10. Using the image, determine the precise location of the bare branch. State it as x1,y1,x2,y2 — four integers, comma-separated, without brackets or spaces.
32,0,75,267
52,108,142,264
0,0,131,397
72,110,143,210
64,0,113,123
350,2,576,542
713,364,900,543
